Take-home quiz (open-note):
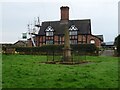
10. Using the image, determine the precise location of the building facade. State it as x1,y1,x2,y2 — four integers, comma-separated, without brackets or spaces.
28,6,103,47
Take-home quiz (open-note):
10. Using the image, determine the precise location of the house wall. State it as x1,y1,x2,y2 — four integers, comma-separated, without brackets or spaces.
27,39,33,47
27,34,102,47
87,35,102,47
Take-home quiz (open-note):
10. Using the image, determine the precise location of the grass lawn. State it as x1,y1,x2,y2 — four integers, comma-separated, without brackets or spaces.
2,54,119,88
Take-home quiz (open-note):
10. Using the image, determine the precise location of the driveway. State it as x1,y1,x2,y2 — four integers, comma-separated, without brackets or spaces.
100,50,114,56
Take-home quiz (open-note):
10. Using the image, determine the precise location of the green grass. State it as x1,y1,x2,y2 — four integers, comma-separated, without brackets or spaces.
2,54,119,88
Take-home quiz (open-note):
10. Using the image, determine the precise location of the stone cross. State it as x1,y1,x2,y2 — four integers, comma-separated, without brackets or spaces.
63,24,72,62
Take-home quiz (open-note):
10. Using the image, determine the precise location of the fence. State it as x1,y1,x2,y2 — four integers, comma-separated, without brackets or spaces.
46,50,87,62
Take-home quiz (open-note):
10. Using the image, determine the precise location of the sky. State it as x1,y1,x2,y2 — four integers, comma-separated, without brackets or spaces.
0,0,119,43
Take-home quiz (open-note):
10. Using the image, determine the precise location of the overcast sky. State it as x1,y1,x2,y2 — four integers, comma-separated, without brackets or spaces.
0,0,119,43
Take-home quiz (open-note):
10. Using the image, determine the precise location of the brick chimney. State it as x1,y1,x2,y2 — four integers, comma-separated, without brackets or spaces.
60,6,69,23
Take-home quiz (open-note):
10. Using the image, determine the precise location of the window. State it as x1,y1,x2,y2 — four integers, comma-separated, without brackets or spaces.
90,39,95,44
70,40,77,44
69,31,77,35
45,26,54,36
46,36,53,40
46,40,53,45
74,36,77,39
58,36,62,44
46,32,53,36
69,25,78,35
69,25,78,44
70,36,77,39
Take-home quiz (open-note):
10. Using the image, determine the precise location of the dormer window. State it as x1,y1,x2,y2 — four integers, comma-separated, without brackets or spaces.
45,26,54,45
45,26,54,36
69,25,78,35
69,25,78,44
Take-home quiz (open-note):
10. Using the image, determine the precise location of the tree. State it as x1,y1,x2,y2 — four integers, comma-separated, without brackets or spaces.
114,34,120,56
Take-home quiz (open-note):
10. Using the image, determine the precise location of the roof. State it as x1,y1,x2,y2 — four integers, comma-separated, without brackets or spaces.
38,19,91,35
94,35,104,41
14,40,28,45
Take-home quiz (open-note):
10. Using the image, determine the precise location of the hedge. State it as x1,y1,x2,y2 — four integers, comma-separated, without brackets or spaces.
2,44,98,55
14,44,97,55
71,44,97,53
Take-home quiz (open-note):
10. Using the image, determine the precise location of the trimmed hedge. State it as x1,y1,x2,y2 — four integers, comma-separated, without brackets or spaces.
15,45,63,52
2,44,98,55
14,44,98,55
71,44,97,53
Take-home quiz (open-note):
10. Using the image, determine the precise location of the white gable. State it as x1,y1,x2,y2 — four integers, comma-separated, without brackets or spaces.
45,26,54,31
69,25,78,31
